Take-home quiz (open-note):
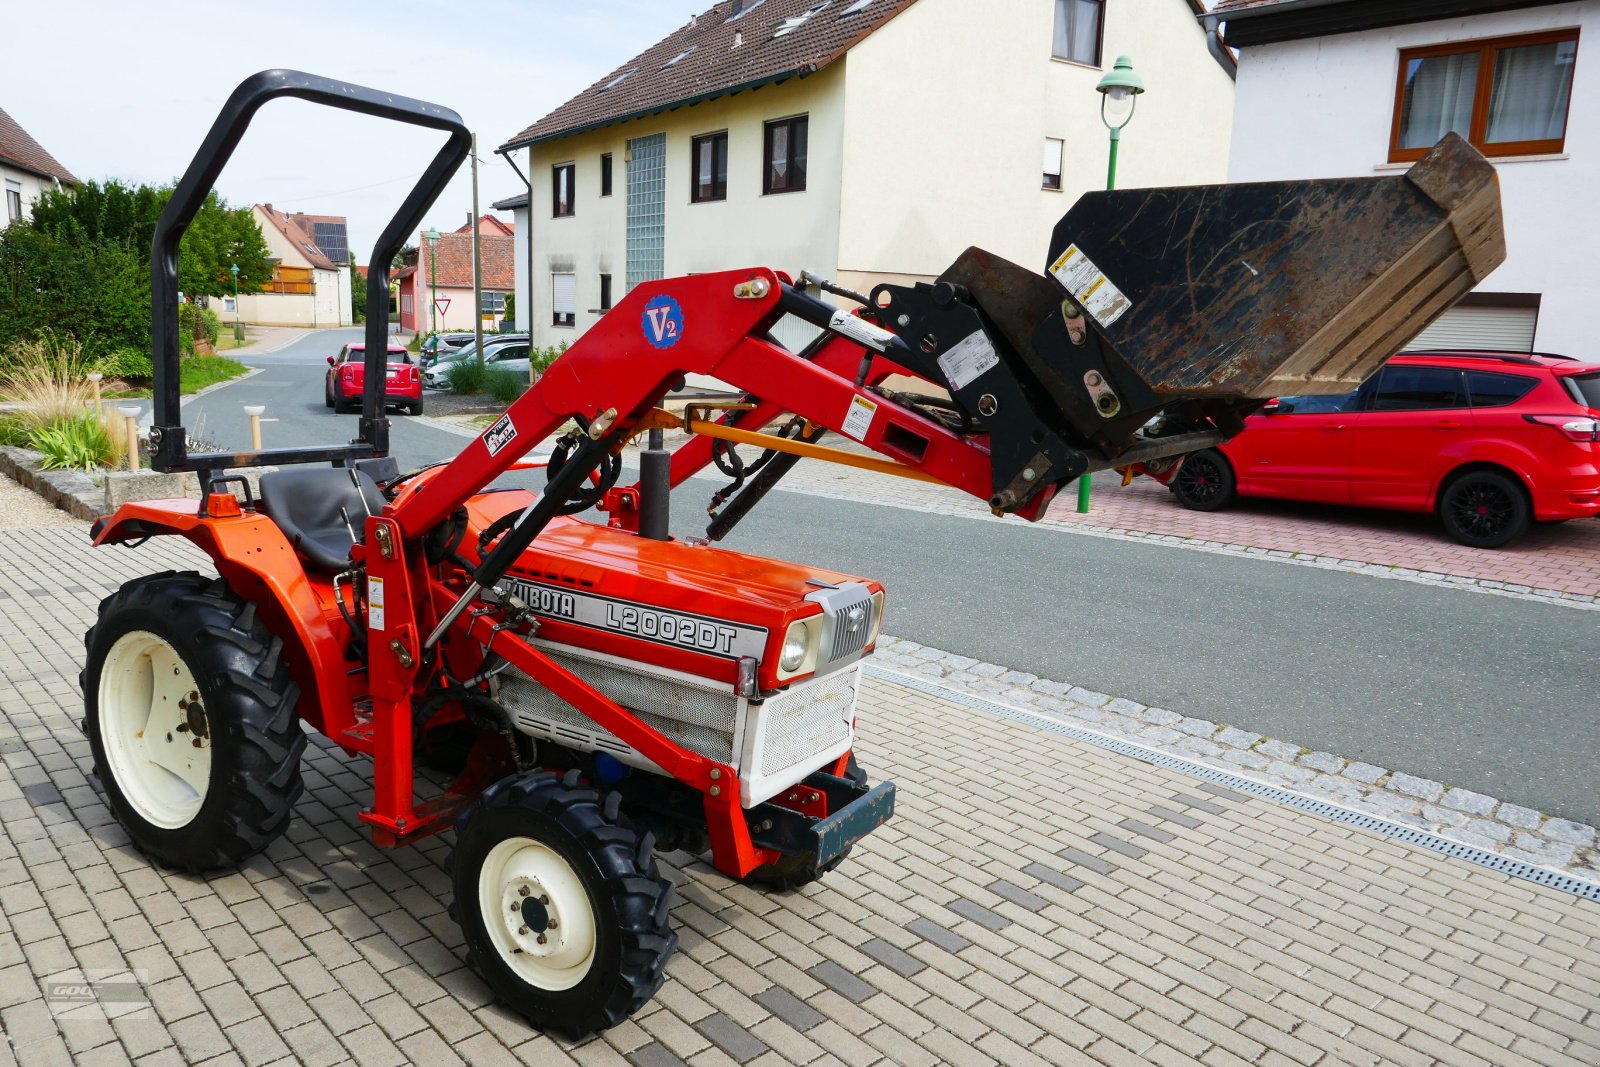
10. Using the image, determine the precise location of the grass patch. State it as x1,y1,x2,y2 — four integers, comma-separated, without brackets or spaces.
483,368,526,404
178,356,249,394
444,358,489,395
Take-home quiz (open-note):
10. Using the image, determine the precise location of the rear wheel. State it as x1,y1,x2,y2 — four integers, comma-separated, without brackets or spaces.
451,771,675,1037
1439,469,1529,548
407,396,424,416
323,378,335,409
83,572,305,872
1171,449,1237,511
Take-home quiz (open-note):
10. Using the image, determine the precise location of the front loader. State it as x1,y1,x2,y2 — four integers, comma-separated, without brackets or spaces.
79,71,1503,1036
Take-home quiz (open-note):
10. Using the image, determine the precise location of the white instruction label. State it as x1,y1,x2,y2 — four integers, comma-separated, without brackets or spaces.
937,331,1000,391
841,395,879,442
1049,244,1133,327
829,309,896,353
367,576,386,633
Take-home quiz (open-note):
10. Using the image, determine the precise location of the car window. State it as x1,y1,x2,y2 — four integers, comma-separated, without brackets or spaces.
1369,366,1465,411
336,346,351,364
1563,373,1600,410
1273,392,1356,414
386,350,412,365
1466,371,1536,409
488,344,530,362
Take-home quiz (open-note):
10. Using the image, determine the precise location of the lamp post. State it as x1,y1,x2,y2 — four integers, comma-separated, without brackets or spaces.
229,263,243,345
1078,54,1146,515
426,228,441,349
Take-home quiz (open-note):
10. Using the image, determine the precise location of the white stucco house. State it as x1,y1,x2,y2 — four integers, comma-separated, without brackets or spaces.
0,104,77,225
496,0,1237,348
234,205,352,327
1209,0,1595,356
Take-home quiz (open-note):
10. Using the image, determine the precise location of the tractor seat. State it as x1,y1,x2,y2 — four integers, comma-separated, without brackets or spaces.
257,468,387,572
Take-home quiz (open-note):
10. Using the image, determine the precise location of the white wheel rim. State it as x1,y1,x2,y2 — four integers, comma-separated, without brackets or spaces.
478,837,597,991
97,630,212,829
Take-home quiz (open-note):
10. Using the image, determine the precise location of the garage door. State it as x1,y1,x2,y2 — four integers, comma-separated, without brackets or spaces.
1408,305,1538,352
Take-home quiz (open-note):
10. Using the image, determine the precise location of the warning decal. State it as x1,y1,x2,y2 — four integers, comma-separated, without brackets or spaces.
368,576,386,632
938,331,1000,391
1049,244,1133,327
841,395,878,442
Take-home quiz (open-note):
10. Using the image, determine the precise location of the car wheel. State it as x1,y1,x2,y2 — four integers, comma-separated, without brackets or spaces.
324,379,334,409
1439,469,1529,549
1171,449,1237,512
408,396,424,416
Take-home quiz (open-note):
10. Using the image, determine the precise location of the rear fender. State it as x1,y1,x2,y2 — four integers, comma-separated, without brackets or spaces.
93,499,354,740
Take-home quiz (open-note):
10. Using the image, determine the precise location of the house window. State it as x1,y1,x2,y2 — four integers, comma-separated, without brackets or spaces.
763,116,808,195
481,291,507,314
552,273,576,327
601,153,613,197
401,293,413,314
553,163,575,217
1052,0,1103,67
1043,138,1064,190
692,132,729,203
4,181,20,223
600,273,613,312
1390,30,1579,161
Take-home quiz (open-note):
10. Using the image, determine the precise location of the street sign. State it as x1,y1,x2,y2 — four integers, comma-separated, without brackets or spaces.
434,298,451,315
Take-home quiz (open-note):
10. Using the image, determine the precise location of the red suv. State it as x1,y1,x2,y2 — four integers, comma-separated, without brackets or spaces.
1164,351,1600,548
325,343,422,415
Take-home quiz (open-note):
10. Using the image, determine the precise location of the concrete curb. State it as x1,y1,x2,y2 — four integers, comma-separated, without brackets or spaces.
874,633,1600,887
0,446,100,521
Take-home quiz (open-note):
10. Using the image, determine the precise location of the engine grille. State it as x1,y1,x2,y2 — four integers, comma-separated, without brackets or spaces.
756,667,859,777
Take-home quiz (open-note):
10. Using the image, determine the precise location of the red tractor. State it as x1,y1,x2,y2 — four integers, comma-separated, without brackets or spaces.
81,72,1503,1036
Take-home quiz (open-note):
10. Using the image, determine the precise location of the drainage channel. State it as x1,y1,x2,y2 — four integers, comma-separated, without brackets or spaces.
866,665,1600,905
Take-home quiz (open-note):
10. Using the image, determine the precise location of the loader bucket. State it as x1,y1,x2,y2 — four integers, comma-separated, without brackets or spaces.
870,134,1504,505
1041,131,1505,400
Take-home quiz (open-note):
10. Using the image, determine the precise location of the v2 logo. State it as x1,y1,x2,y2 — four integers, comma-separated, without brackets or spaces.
642,295,685,350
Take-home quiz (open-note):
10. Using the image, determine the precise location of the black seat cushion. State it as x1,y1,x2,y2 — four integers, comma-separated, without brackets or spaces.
257,468,387,571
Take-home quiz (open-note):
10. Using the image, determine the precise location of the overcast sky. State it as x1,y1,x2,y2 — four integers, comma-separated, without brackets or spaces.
6,0,700,263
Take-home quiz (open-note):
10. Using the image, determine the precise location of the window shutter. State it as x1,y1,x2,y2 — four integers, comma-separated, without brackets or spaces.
553,273,577,317
1409,306,1538,352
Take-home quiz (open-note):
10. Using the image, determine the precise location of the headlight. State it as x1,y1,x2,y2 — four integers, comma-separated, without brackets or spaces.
779,622,811,672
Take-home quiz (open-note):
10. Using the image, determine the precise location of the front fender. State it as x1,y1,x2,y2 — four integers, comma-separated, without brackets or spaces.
94,500,353,740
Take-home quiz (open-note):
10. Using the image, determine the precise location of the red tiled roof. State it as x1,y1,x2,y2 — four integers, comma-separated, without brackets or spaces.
418,230,515,290
500,0,922,149
0,105,77,184
257,204,340,271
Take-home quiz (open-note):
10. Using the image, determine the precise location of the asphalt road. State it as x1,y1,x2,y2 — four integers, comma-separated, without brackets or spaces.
196,331,1600,826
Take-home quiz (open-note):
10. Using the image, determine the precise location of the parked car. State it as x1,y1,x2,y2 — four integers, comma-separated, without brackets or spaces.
325,343,423,415
423,336,530,389
1165,351,1600,548
423,331,478,359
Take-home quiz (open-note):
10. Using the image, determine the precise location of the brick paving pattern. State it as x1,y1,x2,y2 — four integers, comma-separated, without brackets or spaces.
0,528,1595,1065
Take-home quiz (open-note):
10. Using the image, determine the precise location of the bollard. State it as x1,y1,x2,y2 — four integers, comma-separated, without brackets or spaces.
117,405,140,472
87,372,104,419
244,405,265,451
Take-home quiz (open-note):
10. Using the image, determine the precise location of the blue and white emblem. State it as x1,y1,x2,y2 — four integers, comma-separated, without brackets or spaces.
642,295,684,350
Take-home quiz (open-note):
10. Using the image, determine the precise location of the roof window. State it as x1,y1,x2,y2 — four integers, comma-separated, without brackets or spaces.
840,0,873,14
725,0,767,22
662,45,698,69
774,1,830,38
598,67,637,93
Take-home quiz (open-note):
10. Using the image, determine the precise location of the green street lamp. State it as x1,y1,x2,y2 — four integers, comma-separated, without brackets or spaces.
229,263,243,344
426,227,441,347
1079,55,1146,514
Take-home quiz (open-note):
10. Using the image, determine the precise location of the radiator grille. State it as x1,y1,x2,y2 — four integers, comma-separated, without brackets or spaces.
759,667,859,777
829,600,872,663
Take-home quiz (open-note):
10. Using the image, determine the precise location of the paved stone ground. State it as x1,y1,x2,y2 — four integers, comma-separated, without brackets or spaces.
0,528,1597,1066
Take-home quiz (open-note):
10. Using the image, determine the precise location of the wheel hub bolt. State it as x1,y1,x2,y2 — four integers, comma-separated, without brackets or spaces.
518,926,528,935
537,934,547,945
546,919,558,930
518,886,530,897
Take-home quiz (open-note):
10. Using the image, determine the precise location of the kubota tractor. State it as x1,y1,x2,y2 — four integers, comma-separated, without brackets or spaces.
80,72,1503,1035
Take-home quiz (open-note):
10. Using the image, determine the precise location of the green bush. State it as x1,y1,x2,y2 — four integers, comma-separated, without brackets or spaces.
98,347,154,380
31,411,113,472
484,368,525,404
529,341,568,381
0,413,28,447
444,357,488,395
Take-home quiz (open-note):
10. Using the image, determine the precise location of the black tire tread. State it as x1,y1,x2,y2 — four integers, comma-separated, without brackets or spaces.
82,572,305,873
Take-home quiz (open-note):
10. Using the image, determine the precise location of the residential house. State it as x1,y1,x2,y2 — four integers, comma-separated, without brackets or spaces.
1209,0,1595,355
0,104,77,225
396,216,517,334
496,0,1237,348
237,205,353,327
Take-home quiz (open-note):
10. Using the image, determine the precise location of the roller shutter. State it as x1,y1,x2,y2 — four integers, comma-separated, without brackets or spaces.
1409,306,1537,352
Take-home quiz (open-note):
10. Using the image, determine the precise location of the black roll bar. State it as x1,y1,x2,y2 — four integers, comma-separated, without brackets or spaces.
149,69,472,474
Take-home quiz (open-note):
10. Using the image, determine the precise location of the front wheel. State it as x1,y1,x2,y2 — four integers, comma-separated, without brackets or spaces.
1171,449,1237,512
83,572,305,872
1439,469,1529,548
451,771,676,1038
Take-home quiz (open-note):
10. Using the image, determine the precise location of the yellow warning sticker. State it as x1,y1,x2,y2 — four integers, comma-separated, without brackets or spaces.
1049,244,1133,327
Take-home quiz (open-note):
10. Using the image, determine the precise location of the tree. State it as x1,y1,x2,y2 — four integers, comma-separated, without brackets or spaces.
350,253,367,323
